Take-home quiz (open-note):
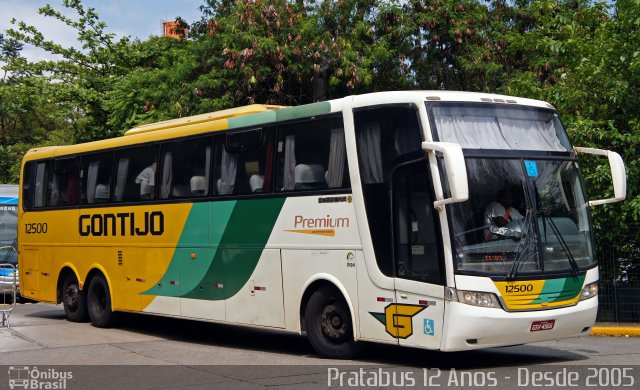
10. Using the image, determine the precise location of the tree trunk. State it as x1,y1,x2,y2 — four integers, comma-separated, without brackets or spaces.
312,58,331,102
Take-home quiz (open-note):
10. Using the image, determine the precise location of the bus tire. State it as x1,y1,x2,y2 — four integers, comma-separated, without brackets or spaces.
62,274,88,322
87,274,118,328
305,286,361,359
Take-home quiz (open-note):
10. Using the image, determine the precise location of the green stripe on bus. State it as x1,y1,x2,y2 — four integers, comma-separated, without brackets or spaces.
142,201,237,296
275,102,332,122
530,275,585,304
226,102,332,130
181,197,285,300
370,312,386,325
227,110,277,129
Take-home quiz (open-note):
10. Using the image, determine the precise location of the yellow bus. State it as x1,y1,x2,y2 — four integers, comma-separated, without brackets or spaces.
18,92,625,358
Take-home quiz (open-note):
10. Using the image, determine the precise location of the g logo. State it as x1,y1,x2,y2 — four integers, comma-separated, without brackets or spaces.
369,304,426,339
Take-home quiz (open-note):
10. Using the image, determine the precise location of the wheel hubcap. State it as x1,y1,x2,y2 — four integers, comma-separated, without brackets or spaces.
320,303,348,343
65,284,79,310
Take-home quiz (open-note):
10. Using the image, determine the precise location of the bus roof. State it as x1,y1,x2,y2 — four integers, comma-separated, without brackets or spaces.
124,104,285,136
23,104,287,160
349,90,554,110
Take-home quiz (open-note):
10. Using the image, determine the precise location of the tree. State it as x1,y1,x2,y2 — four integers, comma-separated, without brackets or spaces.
408,0,502,91
0,33,73,182
4,0,147,141
500,0,640,268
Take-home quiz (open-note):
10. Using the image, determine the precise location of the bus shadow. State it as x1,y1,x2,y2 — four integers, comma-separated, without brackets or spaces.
116,312,313,355
360,343,588,368
115,312,588,368
23,309,67,320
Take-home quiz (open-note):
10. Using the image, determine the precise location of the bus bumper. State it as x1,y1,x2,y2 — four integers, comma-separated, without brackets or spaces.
440,297,597,351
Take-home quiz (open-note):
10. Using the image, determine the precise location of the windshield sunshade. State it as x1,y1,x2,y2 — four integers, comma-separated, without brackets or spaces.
429,103,571,151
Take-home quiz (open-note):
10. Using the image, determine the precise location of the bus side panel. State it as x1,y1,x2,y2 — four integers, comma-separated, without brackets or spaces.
281,249,359,333
20,248,58,305
20,209,80,303
74,203,190,314
179,202,225,321
395,279,445,350
143,199,286,322
225,249,285,328
120,247,179,313
20,248,40,300
179,245,225,321
270,195,361,333
354,260,400,345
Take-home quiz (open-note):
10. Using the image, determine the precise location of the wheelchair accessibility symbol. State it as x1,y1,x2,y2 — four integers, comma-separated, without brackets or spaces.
424,318,435,336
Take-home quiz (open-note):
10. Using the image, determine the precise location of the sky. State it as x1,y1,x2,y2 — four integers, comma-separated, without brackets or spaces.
0,0,204,62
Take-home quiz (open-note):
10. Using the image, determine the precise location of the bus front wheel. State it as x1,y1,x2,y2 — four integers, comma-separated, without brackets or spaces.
62,274,88,322
305,286,361,359
87,274,118,328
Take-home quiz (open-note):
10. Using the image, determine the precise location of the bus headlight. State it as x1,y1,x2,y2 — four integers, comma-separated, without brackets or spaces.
456,290,502,308
579,282,598,301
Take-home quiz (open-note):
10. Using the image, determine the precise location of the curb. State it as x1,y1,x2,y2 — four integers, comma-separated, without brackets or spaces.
591,326,640,337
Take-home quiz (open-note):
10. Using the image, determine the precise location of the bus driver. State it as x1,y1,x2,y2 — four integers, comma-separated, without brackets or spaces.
484,186,524,241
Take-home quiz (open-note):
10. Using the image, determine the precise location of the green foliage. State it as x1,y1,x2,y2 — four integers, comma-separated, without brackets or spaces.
499,0,640,257
3,0,151,141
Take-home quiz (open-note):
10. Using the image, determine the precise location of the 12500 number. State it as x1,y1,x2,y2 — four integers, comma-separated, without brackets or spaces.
25,222,48,234
505,284,534,293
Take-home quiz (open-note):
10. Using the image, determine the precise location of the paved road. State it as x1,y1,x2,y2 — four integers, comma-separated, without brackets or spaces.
1,303,639,389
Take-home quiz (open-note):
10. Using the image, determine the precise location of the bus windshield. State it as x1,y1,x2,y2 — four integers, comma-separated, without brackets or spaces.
447,158,595,276
428,103,595,277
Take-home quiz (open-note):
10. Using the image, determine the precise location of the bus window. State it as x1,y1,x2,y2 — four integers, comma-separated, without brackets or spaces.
354,106,423,277
21,162,35,210
214,129,274,196
392,161,443,284
114,145,158,202
159,137,212,199
34,161,48,208
79,152,113,204
47,157,78,207
276,117,349,192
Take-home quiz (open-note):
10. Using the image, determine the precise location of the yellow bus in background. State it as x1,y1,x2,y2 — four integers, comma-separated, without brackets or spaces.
18,92,625,358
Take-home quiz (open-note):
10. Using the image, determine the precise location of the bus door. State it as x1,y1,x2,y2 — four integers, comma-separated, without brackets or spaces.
391,159,445,349
353,105,444,347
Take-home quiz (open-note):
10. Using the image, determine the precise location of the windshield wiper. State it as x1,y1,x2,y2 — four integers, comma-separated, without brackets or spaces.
506,208,534,280
507,179,536,280
538,210,579,276
533,181,579,276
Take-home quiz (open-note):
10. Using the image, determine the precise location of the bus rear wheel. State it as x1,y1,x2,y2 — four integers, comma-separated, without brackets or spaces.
305,286,361,359
87,274,118,328
62,274,88,322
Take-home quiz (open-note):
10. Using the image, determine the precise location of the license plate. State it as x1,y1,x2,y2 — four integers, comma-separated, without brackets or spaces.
530,319,555,332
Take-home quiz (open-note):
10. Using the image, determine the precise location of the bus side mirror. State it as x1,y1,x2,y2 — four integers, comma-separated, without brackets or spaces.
574,147,626,206
422,141,469,209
